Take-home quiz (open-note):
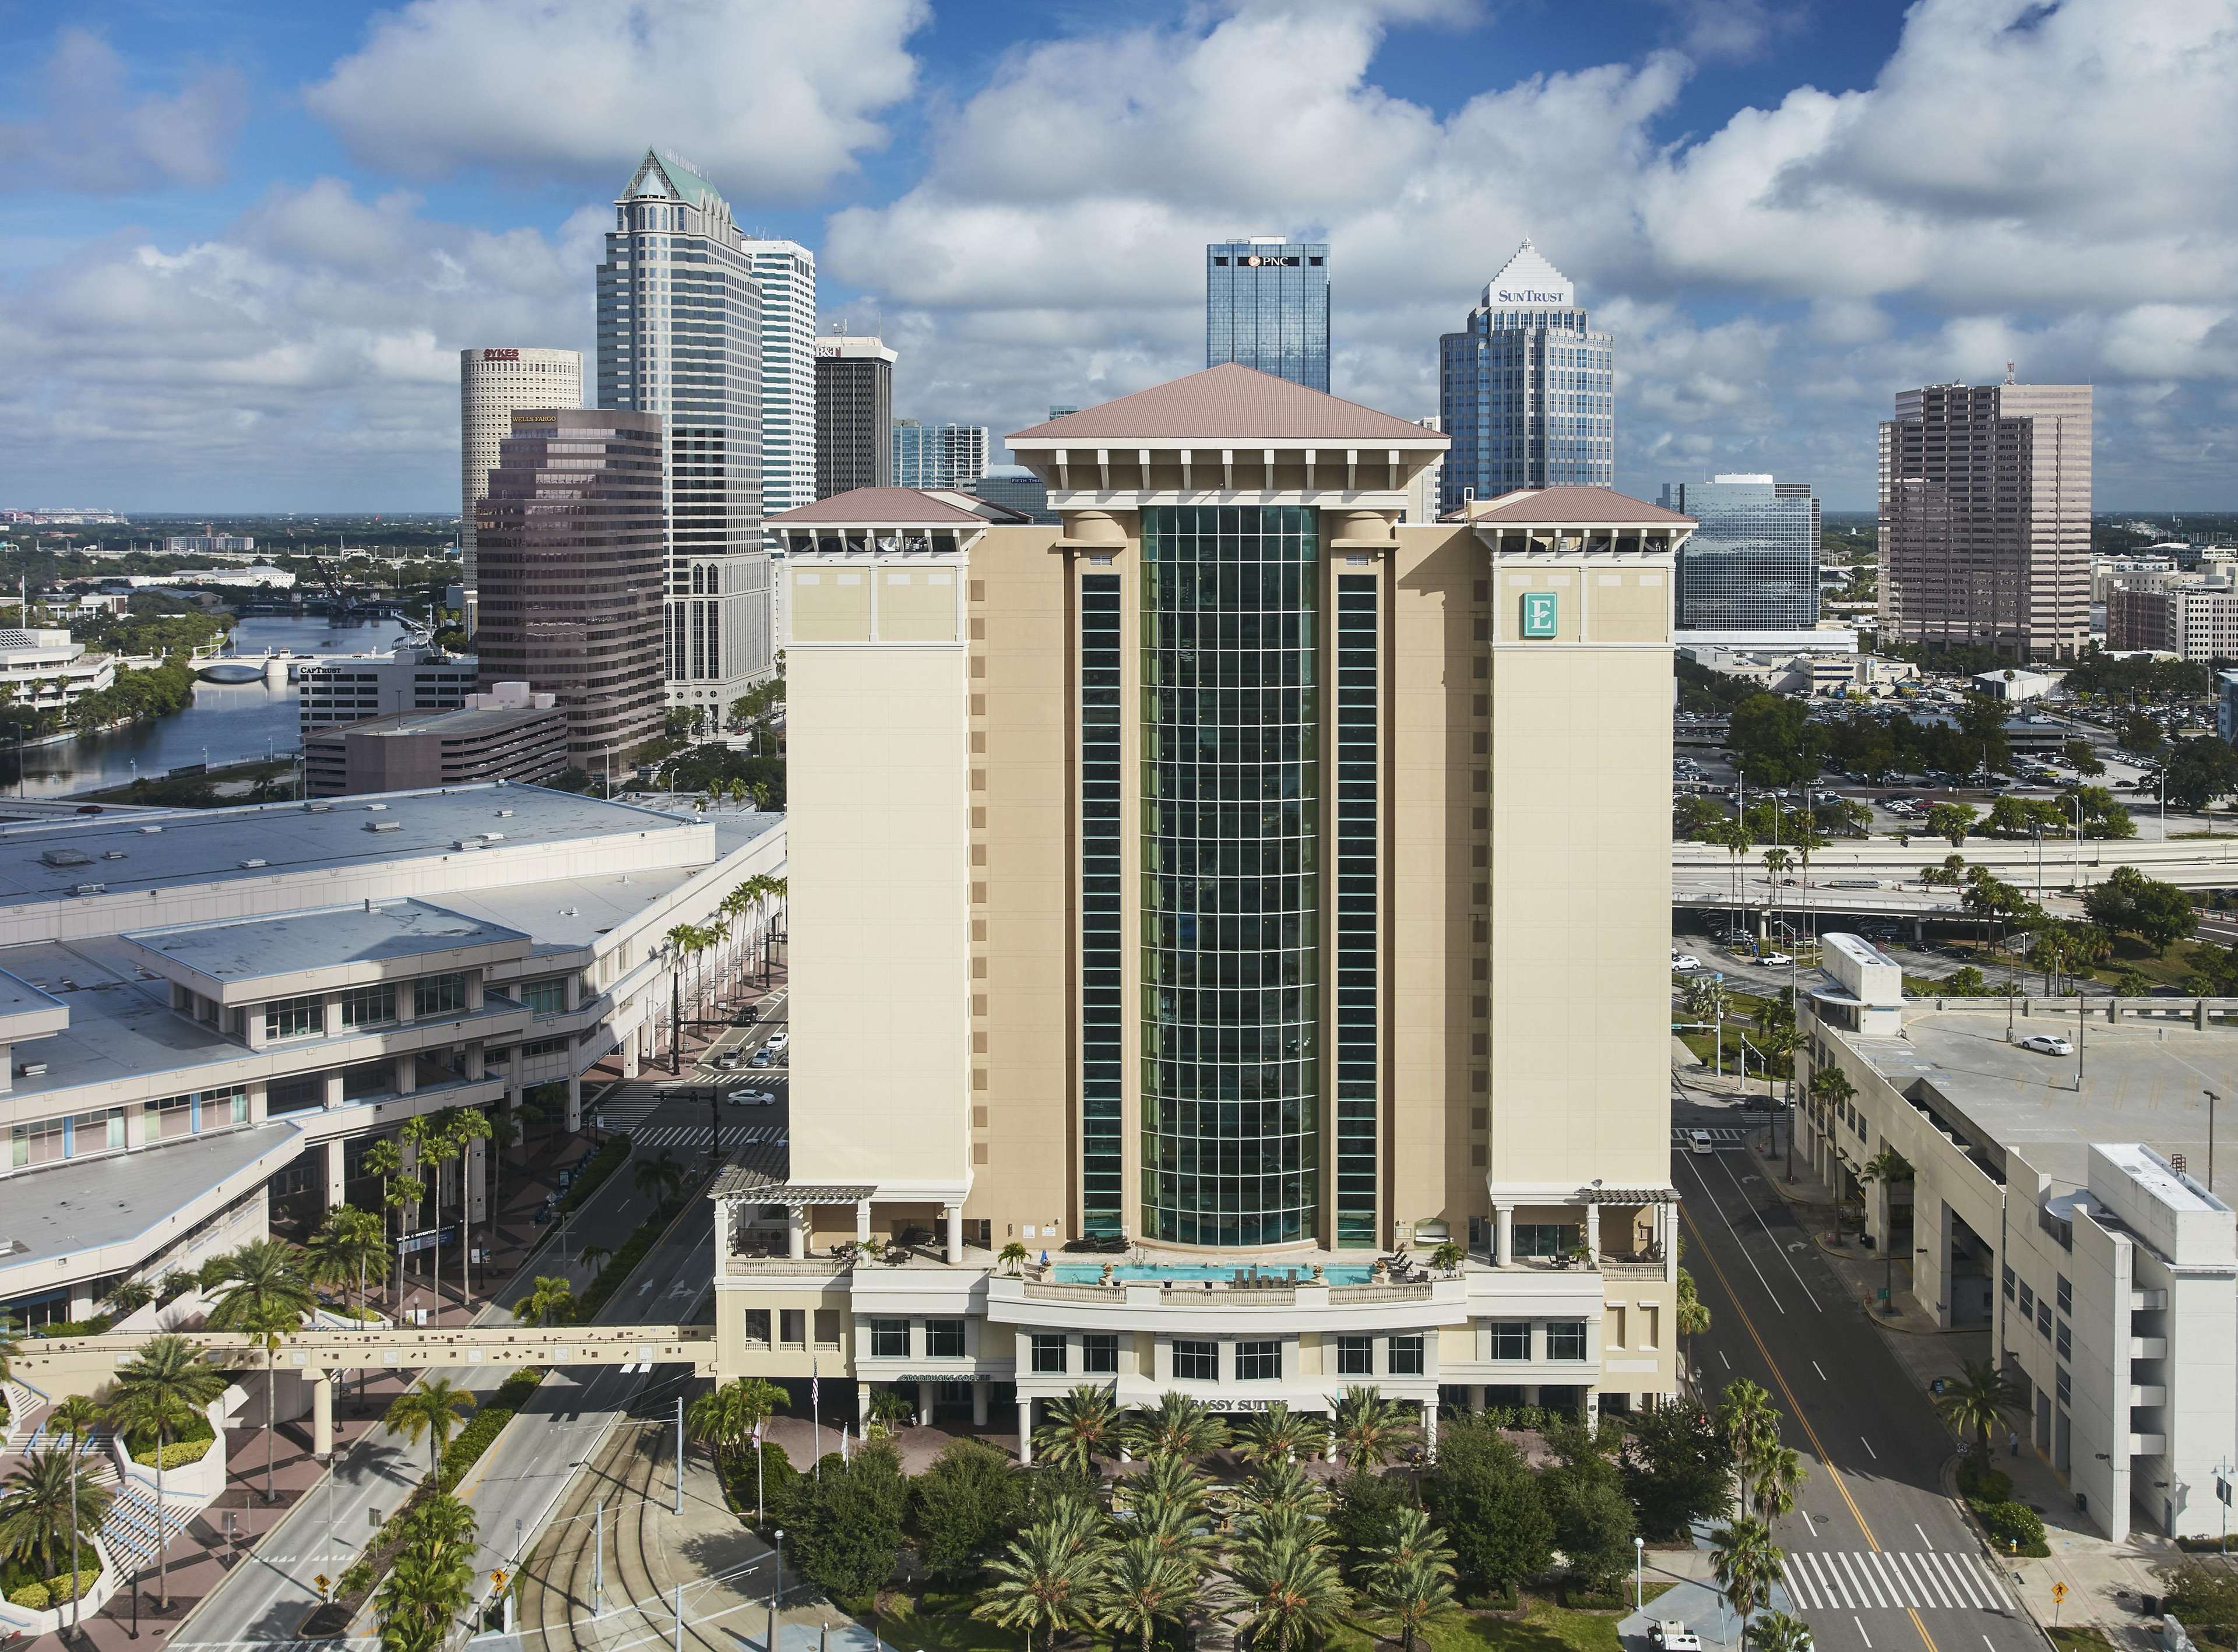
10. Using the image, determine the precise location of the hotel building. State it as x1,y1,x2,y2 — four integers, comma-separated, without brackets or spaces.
459,347,583,634
713,363,1690,1445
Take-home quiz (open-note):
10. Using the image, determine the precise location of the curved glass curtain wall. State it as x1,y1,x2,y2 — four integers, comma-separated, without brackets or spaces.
1141,505,1320,1246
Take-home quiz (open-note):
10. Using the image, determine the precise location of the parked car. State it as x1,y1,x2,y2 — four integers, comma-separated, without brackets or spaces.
1672,952,1703,972
749,1048,775,1069
765,1030,790,1053
716,1047,743,1069
1758,951,1794,968
2019,1034,2075,1057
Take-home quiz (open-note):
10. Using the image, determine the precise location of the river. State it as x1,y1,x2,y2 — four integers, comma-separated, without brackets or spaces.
1,615,418,801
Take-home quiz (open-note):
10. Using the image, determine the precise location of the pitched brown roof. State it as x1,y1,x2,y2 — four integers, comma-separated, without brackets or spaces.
769,487,1016,526
1009,364,1445,445
1458,486,1694,526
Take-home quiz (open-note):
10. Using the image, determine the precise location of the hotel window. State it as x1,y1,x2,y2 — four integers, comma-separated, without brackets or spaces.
267,1075,325,1116
2056,1366,2070,1405
265,995,325,1041
1489,1321,1531,1361
2056,1276,2072,1314
143,1094,194,1141
415,973,467,1018
342,1062,393,1101
2056,1321,2071,1359
1076,570,1123,1236
1547,1320,1588,1361
213,1088,249,1126
926,1319,966,1358
1515,1223,1579,1259
1333,572,1380,1245
870,1319,909,1358
812,1309,841,1350
1336,1335,1374,1376
779,1310,805,1348
520,977,569,1016
1172,1340,1219,1382
1082,1333,1120,1375
2036,1301,2052,1338
1387,1335,1426,1377
2002,1264,2015,1301
340,984,397,1028
2017,1280,2034,1316
1031,1334,1068,1375
1236,1340,1282,1382
11,1117,65,1168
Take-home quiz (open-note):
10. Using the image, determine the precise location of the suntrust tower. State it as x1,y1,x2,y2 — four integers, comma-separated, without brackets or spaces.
711,365,1692,1447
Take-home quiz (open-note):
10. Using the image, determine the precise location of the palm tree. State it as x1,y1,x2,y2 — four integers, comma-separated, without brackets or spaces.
1716,1379,1782,1483
634,1149,685,1207
375,1533,476,1652
1228,1529,1353,1652
207,1238,316,1503
1120,1449,1216,1541
998,1240,1030,1276
1034,1383,1122,1473
1710,815,1754,932
1933,1358,2028,1466
421,1111,467,1306
1676,1268,1712,1390
385,1377,478,1478
580,1244,612,1278
520,1276,576,1328
687,1378,786,1479
1234,1402,1317,1467
0,1447,111,1635
1367,1512,1459,1652
1684,973,1733,1073
104,1278,157,1318
386,1174,421,1313
1095,1534,1199,1652
1762,847,1793,939
867,1387,917,1437
307,1205,387,1322
106,1334,226,1608
1710,1517,1785,1650
363,1136,403,1237
1233,1457,1334,1530
47,1393,104,1452
973,1515,1105,1652
1756,1611,1813,1652
1122,1392,1230,1462
450,1108,495,1302
0,1313,19,1383
1750,1445,1808,1525
1332,1385,1421,1472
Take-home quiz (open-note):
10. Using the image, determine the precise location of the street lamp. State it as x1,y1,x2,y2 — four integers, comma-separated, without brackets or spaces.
768,1529,785,1652
1634,1534,1646,1615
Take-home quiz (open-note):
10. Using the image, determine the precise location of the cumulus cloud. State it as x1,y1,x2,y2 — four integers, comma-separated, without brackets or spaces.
819,0,2238,505
0,181,601,507
306,0,927,198
0,29,245,193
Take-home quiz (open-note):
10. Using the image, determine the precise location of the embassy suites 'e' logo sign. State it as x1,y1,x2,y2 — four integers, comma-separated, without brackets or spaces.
1521,590,1558,638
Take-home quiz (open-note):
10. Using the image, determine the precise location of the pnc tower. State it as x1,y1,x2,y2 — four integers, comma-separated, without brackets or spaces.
716,363,1693,1447
1439,241,1614,510
596,149,774,723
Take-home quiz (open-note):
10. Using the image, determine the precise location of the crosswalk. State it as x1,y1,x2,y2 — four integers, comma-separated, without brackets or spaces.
627,1123,789,1151
1782,1548,2016,1614
1670,1126,1751,1147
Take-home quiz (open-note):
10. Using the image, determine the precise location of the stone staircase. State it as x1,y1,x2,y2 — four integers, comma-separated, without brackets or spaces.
1,1378,48,1453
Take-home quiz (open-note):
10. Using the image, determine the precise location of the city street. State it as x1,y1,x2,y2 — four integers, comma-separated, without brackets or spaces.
166,996,791,1647
1670,1093,2040,1652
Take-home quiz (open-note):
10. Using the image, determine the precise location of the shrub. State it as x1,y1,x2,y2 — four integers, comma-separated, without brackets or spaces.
1957,1457,2012,1503
557,1135,632,1216
133,1437,214,1470
435,1369,544,1491
1975,1500,2047,1555
6,1583,48,1611
46,1569,100,1605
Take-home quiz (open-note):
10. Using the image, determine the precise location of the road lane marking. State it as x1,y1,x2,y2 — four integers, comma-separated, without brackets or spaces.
1943,1549,1988,1609
1813,1360,1828,1380
1712,1146,1824,1309
1979,1560,2016,1612
1678,1204,1943,1652
1871,1551,1906,1607
1845,1550,1886,1608
1922,1551,1961,1609
1677,1154,1786,1313
1719,1350,1732,1369
1894,1551,1933,1605
1916,1523,1934,1549
1787,1563,1813,1610
1860,1434,1878,1459
1856,1618,1871,1647
1803,1510,1818,1537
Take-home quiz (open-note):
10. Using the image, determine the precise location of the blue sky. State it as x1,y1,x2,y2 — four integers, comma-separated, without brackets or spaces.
1,0,2232,512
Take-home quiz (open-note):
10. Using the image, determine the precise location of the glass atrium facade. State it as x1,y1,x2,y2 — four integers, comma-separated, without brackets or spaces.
1139,505,1321,1246
1660,475,1819,631
1206,241,1331,392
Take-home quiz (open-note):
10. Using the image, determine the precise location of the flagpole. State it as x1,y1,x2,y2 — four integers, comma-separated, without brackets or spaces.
811,1357,821,1480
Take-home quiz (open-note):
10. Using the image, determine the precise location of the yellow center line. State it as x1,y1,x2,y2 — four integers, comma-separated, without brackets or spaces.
1681,1203,1943,1652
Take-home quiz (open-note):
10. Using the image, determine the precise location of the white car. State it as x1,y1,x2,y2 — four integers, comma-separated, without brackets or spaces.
1758,951,1794,968
715,1047,743,1070
765,1030,789,1053
2019,1034,2075,1057
724,1089,779,1107
1688,1129,1715,1156
1672,952,1703,973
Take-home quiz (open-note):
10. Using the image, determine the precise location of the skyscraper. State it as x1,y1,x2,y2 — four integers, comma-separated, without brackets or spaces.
1879,379,2092,660
892,421,990,491
739,239,817,520
1206,237,1330,390
459,347,582,633
731,363,1692,1442
474,408,668,763
1438,241,1614,510
596,149,771,725
1661,474,1820,634
814,333,895,498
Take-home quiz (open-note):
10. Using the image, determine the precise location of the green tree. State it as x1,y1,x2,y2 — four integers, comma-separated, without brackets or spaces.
1122,1391,1230,1461
2063,737,2104,777
2166,735,2238,813
912,1436,1024,1582
1229,1529,1353,1651
1329,1470,1419,1579
1421,1414,1552,1601
1333,1385,1422,1472
1675,1268,1713,1383
1621,1402,1734,1537
1365,1509,1459,1652
2084,864,2198,954
688,1376,787,1476
1094,1534,1200,1652
47,1393,103,1450
375,1530,476,1652
1033,1382,1122,1473
2119,710,2165,757
1932,1358,2028,1465
385,1377,478,1477
782,1443,908,1603
105,1333,227,1607
972,1512,1103,1652
1757,1610,1815,1652
1540,1422,1637,1590
1727,693,1820,787
0,1447,111,1636
634,1148,687,1206
1924,801,1978,847
308,1204,388,1322
1718,1379,1782,1477
1748,1445,1808,1525
520,1275,576,1328
207,1237,316,1503
1236,1401,1319,1467
1710,1517,1786,1650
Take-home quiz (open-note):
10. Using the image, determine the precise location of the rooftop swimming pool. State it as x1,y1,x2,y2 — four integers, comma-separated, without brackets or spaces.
1050,1263,1375,1285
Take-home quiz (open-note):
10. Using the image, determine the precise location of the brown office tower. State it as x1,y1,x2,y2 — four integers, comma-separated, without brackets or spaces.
1878,380,2091,661
475,408,668,765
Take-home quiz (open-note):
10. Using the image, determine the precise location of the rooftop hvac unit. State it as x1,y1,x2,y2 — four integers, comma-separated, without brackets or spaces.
137,825,163,834
69,883,105,896
239,858,268,869
365,821,403,833
40,848,92,867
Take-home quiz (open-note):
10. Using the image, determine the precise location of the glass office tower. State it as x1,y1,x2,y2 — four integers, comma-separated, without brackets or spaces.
1206,238,1331,391
1660,474,1819,632
1438,241,1613,510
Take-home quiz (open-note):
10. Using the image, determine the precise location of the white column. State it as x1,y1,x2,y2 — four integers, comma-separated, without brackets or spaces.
311,1372,333,1457
916,1382,935,1428
786,1208,807,1260
857,1383,872,1431
856,1200,872,1245
1469,1385,1487,1414
1017,1399,1034,1464
465,1133,488,1224
945,1206,964,1264
565,1073,583,1133
972,1383,990,1428
1495,1203,1515,1267
1583,1204,1602,1267
1422,1399,1438,1462
323,1138,347,1208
